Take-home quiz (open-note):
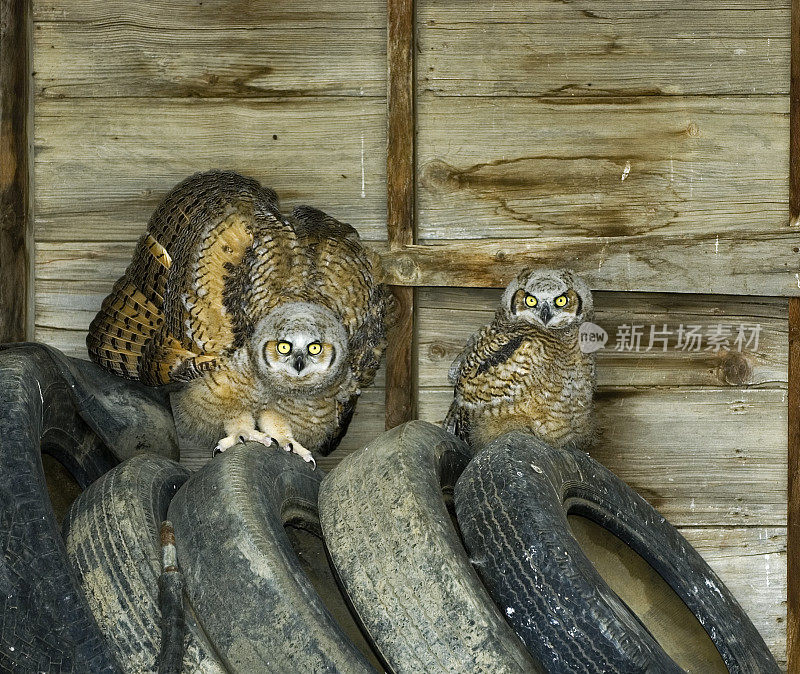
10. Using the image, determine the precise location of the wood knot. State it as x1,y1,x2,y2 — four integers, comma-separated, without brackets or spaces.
686,122,700,137
391,255,420,284
718,351,753,386
427,343,447,361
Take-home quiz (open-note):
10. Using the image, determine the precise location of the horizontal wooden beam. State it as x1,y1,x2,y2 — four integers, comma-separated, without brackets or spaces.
379,236,800,295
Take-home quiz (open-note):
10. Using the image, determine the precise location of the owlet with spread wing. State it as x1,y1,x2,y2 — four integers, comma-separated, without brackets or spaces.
444,268,595,451
88,170,392,466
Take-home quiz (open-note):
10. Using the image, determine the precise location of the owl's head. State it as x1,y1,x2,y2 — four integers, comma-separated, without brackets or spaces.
250,302,348,394
501,268,593,329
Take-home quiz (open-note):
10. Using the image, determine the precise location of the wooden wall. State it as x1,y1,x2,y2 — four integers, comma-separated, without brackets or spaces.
32,0,789,667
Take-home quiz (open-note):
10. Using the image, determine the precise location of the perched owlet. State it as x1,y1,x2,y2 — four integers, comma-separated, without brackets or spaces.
87,170,392,466
444,268,595,451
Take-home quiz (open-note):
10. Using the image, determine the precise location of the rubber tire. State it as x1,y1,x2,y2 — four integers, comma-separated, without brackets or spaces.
318,421,541,674
0,342,178,462
167,443,374,673
63,454,226,673
0,344,120,673
453,432,781,674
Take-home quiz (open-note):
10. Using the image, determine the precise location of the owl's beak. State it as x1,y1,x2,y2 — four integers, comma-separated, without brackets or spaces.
292,354,306,373
539,304,553,325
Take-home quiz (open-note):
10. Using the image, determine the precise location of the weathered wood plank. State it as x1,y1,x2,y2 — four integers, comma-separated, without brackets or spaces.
167,387,786,527
787,0,799,659
417,95,788,241
385,287,416,427
419,386,787,527
173,380,786,530
1,0,33,341
385,0,416,428
418,0,789,23
34,277,788,388
417,288,788,388
33,23,385,98
418,3,789,97
789,298,800,663
33,0,385,29
410,94,793,294
34,97,387,242
380,236,800,295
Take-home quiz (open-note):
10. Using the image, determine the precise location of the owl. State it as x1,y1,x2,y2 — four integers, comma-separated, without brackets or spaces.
443,268,595,451
87,170,392,466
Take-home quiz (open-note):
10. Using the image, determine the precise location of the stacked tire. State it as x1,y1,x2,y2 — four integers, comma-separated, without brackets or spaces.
0,343,781,673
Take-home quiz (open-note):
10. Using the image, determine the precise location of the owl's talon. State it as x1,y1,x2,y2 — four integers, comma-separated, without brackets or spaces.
213,432,242,457
289,444,316,469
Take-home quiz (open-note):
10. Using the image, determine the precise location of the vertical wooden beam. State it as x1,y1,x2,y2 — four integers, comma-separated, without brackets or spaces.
789,0,800,667
0,0,33,342
790,298,800,668
385,0,416,429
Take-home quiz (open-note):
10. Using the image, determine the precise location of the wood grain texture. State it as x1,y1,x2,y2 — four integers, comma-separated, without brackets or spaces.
33,22,385,98
793,0,800,227
417,288,788,389
387,0,414,247
34,273,789,388
33,97,387,242
33,0,386,28
172,379,787,530
385,0,416,428
419,386,786,527
418,1,789,97
384,286,415,428
1,0,33,341
788,0,799,663
410,94,794,295
417,95,788,240
789,298,800,664
380,236,800,295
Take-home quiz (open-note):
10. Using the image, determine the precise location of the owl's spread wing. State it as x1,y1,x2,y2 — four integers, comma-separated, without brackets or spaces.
289,206,391,453
88,170,289,385
453,322,534,403
292,205,392,391
448,330,479,385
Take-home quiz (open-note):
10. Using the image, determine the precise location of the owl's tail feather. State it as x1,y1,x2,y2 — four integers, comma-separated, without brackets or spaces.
87,276,196,385
87,281,160,379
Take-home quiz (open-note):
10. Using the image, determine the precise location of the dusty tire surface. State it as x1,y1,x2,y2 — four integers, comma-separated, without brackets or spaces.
319,421,540,674
454,432,780,674
63,454,225,673
168,443,374,674
0,344,120,673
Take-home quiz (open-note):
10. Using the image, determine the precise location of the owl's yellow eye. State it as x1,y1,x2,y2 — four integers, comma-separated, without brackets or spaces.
524,295,537,308
307,342,322,356
554,295,568,307
276,341,292,355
